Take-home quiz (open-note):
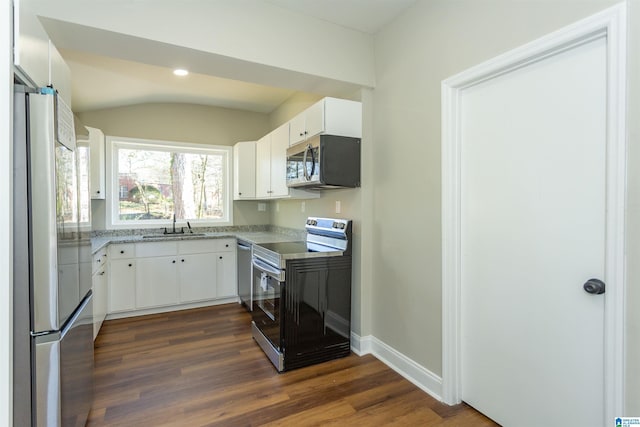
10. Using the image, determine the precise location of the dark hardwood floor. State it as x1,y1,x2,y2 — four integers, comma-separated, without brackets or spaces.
88,304,497,426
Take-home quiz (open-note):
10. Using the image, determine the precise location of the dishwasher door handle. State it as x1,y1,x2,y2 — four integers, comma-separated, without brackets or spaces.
252,258,284,281
237,244,251,251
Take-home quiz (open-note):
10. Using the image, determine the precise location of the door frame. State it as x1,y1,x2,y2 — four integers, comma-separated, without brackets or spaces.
441,3,627,421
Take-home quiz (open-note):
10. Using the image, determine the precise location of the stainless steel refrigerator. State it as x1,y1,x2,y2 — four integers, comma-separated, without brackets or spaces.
13,84,94,427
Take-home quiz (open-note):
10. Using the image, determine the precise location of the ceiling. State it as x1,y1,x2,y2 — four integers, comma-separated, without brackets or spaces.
46,0,418,113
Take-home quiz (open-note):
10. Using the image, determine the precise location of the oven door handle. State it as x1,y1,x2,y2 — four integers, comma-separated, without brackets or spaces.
252,258,282,277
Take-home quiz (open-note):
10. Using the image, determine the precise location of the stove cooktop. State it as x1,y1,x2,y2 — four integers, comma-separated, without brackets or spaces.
256,241,337,255
253,240,345,268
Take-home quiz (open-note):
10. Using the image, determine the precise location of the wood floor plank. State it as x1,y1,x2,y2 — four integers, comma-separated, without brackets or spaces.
87,303,498,426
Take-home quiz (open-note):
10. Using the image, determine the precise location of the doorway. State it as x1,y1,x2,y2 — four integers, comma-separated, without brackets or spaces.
441,4,627,426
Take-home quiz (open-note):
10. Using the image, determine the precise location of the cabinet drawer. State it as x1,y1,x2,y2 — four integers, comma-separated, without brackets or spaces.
212,238,235,252
109,243,135,259
178,239,216,255
136,241,178,258
92,248,108,274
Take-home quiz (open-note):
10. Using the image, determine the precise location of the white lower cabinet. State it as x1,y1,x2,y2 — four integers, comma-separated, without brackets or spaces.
216,252,237,298
136,256,179,309
178,253,217,303
106,238,237,316
109,259,136,312
91,260,108,340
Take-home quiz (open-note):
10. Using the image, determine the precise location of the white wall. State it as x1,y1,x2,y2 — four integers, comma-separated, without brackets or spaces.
1,0,13,424
26,0,374,92
371,0,622,382
78,103,273,230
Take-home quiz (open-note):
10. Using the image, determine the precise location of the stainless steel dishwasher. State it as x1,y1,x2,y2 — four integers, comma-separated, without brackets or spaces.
237,239,253,311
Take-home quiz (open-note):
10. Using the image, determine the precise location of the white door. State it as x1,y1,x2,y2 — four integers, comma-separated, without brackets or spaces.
460,36,607,426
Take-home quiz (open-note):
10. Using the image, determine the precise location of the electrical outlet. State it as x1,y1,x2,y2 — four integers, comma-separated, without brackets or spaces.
335,200,341,214
301,202,306,212
257,203,266,212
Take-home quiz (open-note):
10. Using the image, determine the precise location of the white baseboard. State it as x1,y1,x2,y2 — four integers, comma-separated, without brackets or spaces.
106,297,239,320
351,332,443,401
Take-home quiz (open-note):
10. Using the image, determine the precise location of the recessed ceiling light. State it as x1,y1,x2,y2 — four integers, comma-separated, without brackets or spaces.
173,69,189,76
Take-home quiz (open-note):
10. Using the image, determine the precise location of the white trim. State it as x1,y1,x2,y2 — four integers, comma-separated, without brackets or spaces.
105,136,233,229
441,3,627,421
350,333,443,401
350,332,372,356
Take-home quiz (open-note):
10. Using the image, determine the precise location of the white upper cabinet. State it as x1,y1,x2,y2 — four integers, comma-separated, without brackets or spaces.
87,127,106,199
233,141,256,200
255,133,272,199
255,123,319,200
269,122,290,198
289,97,362,146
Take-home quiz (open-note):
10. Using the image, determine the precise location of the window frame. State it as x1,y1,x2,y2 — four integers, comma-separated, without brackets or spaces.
105,136,233,229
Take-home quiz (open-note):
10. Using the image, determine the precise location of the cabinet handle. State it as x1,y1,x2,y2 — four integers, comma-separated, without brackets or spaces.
96,190,101,194
120,250,124,254
225,244,229,248
219,256,223,260
128,263,132,267
304,131,308,135
239,192,242,195
97,259,101,263
99,271,105,276
172,260,176,264
299,132,304,136
181,259,185,263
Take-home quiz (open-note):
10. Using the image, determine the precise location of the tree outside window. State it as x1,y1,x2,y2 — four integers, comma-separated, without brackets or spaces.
107,138,231,228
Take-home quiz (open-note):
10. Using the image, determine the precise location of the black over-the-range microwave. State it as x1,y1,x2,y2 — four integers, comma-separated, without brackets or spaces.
286,134,361,189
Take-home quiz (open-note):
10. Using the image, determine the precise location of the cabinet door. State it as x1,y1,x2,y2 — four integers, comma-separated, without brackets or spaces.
109,259,136,313
216,251,237,298
135,256,178,309
92,266,107,339
304,100,325,140
270,123,290,198
178,253,217,303
289,111,307,145
88,127,106,199
233,141,256,200
255,134,272,198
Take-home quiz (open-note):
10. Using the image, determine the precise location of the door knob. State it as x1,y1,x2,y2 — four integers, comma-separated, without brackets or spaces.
583,278,605,295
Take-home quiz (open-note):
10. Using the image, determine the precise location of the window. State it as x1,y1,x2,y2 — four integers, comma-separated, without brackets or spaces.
106,137,232,228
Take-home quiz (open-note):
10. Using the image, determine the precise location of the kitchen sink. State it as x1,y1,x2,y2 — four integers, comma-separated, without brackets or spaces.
142,233,206,239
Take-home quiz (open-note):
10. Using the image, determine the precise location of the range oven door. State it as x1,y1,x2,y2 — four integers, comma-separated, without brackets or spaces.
251,258,284,350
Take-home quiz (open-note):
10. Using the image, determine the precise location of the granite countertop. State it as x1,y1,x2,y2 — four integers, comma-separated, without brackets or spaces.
91,228,304,253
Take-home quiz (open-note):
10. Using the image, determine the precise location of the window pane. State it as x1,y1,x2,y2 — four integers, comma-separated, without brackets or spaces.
116,146,226,222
